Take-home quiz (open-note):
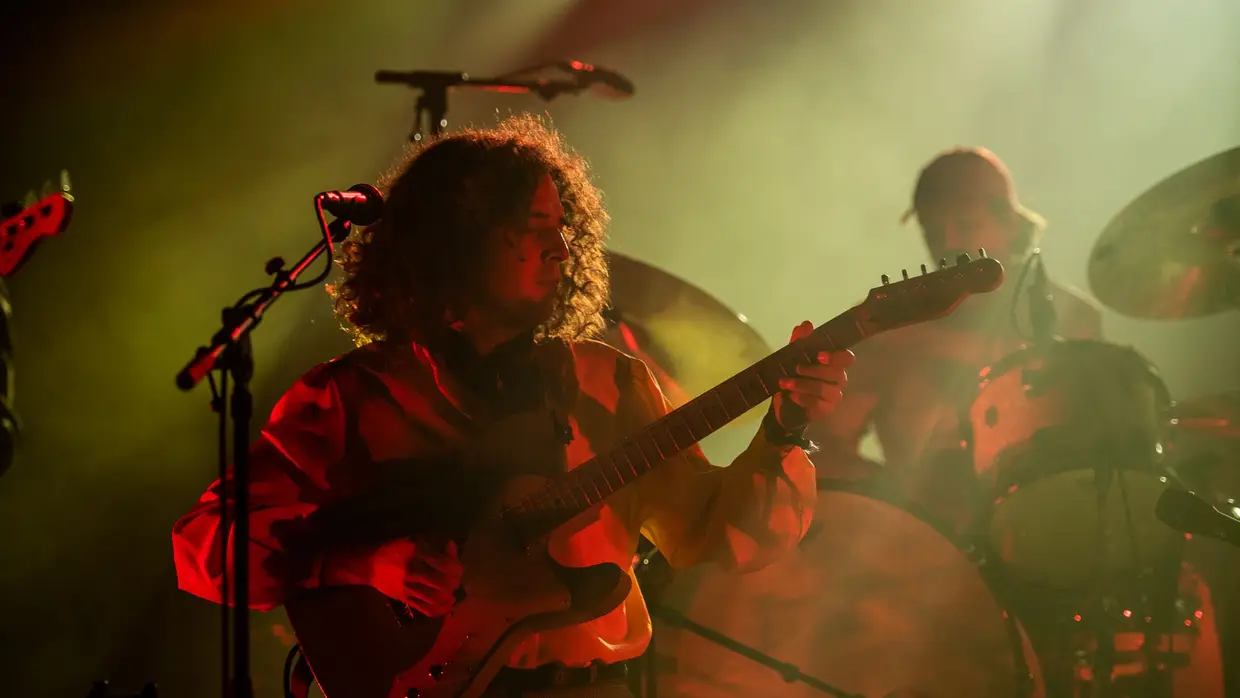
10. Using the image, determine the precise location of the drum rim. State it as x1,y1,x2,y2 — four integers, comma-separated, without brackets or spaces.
959,338,1178,467
974,339,1170,394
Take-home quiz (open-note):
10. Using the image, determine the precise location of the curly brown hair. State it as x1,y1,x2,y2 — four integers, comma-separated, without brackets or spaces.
330,114,610,347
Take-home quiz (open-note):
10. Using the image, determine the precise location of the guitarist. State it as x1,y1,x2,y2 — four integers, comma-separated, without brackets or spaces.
171,115,853,697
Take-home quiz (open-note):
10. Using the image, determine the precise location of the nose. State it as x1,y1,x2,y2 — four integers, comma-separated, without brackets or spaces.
543,230,569,265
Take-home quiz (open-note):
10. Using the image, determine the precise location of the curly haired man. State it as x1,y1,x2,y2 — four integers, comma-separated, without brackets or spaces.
171,115,853,697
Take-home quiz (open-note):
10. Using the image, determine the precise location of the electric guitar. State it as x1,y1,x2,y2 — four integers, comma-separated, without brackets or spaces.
284,253,1006,698
1,172,74,277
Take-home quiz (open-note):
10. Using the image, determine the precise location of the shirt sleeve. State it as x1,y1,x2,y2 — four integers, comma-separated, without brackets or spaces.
170,362,348,610
628,357,817,573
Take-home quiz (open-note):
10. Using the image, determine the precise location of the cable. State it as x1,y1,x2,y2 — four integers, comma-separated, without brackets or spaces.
1007,251,1039,343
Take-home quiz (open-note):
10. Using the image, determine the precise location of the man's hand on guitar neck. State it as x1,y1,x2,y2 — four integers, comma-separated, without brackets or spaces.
768,321,856,443
323,537,464,617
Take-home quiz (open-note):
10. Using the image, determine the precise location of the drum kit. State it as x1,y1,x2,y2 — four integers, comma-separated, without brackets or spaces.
611,147,1240,698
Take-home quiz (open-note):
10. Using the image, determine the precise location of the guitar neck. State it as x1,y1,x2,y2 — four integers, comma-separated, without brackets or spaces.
503,309,867,536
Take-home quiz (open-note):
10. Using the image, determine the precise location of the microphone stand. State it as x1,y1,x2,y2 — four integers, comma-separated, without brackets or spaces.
634,550,865,698
373,69,598,142
176,210,355,698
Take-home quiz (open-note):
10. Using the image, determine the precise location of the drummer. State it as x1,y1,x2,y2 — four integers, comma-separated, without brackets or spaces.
807,146,1102,530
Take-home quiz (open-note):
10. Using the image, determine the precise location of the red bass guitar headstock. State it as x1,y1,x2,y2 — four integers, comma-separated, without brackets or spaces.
1,172,74,278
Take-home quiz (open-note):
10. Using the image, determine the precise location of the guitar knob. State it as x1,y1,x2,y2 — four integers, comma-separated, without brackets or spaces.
405,690,420,698
428,665,445,680
938,257,948,269
920,264,928,275
881,274,890,285
901,269,910,280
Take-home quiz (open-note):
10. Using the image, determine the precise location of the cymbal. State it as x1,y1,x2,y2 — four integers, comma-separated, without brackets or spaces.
1088,147,1240,319
1173,390,1240,440
604,253,771,422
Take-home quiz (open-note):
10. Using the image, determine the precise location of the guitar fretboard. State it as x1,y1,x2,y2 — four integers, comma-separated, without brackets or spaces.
503,310,866,538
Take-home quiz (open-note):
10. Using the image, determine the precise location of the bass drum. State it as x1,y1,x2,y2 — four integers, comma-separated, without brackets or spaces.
653,484,1044,698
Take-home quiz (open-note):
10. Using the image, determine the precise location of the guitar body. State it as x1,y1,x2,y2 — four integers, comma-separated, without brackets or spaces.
285,474,632,698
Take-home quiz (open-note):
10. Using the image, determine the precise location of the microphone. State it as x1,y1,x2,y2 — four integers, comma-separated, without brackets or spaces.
374,63,634,101
316,184,384,226
1156,488,1240,548
556,61,635,100
1027,249,1057,345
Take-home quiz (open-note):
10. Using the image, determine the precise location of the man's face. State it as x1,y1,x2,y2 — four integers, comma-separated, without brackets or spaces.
478,172,569,328
916,158,1021,262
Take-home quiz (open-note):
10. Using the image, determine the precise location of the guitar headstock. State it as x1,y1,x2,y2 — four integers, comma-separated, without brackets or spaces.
858,251,1004,333
0,171,73,278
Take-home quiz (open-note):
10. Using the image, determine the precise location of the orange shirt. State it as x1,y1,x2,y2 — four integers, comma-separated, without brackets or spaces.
171,337,815,668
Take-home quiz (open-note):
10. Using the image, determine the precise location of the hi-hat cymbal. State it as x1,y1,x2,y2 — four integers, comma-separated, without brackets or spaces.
1173,390,1240,440
604,253,771,422
1088,147,1240,320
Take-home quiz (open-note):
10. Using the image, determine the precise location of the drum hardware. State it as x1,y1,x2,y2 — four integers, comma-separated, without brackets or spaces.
1061,587,1205,697
964,338,1198,696
1171,391,1240,441
1087,146,1240,320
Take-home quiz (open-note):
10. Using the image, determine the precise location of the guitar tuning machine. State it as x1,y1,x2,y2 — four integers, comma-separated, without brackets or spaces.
881,274,890,285
955,252,972,265
920,264,929,275
901,269,910,280
977,248,988,258
938,257,948,269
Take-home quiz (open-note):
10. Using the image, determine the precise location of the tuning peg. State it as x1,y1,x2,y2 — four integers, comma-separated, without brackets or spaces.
901,269,909,280
938,257,948,269
956,252,971,265
880,274,890,285
977,248,987,258
920,264,928,275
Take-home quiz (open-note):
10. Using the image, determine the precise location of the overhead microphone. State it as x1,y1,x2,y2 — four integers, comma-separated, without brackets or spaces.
316,184,384,226
555,61,635,100
1156,488,1240,549
373,61,634,102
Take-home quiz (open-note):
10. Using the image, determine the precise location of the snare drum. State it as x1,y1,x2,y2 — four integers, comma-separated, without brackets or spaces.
966,339,1178,590
654,484,1044,698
